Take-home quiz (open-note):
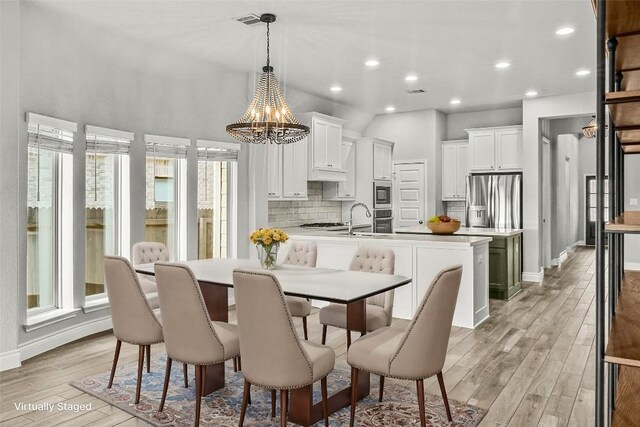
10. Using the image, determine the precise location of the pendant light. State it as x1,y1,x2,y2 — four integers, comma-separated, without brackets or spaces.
581,115,608,139
226,13,310,145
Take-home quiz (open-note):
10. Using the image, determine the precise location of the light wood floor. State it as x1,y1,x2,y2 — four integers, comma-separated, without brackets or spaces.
0,247,596,426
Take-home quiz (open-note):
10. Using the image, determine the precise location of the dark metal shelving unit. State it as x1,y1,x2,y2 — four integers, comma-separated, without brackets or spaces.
594,1,640,426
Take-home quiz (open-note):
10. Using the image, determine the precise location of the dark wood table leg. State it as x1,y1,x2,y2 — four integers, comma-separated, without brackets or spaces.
288,369,370,426
288,298,369,426
346,299,367,347
198,283,229,396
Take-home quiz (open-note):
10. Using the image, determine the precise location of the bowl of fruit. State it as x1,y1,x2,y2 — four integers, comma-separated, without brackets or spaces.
427,215,461,235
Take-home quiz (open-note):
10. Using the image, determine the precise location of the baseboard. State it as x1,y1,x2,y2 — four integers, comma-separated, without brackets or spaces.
0,350,21,372
551,258,560,267
574,240,585,247
523,268,544,283
18,316,113,363
624,262,640,271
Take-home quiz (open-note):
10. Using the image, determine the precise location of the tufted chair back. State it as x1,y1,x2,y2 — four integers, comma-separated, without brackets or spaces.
282,241,317,267
103,256,163,345
350,246,396,324
132,242,170,265
154,262,228,365
389,265,462,379
233,269,316,388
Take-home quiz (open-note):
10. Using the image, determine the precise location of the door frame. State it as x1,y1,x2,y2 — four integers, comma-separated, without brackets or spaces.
392,160,428,228
584,174,608,246
541,136,552,268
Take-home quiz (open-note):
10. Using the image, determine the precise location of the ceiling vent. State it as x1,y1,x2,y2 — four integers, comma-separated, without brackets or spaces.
407,89,426,94
233,14,262,26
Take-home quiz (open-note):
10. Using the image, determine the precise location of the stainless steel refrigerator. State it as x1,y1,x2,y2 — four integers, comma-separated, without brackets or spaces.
465,173,522,229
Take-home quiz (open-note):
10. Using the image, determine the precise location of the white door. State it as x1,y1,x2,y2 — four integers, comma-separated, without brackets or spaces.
470,131,496,171
496,129,523,170
542,137,551,268
441,145,457,199
393,161,426,228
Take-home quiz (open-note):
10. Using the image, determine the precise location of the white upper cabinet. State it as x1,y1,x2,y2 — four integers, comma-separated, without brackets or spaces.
373,141,393,180
467,126,522,172
299,113,347,181
267,144,282,199
469,131,496,171
441,140,469,200
495,128,523,171
282,138,308,199
268,138,308,201
323,138,356,200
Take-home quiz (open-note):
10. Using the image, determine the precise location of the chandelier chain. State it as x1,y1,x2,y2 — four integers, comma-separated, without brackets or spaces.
266,21,270,69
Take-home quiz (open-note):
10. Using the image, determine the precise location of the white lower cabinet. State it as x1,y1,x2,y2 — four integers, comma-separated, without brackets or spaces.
279,235,490,327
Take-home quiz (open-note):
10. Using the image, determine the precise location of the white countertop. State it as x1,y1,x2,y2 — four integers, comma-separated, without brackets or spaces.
284,229,492,247
395,226,523,237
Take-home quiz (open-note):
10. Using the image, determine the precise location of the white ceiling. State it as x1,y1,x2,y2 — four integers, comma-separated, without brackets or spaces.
34,0,596,115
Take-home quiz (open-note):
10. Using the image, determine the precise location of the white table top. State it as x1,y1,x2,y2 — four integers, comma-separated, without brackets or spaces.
136,258,412,304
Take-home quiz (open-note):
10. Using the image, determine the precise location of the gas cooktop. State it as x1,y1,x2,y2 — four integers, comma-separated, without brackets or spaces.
300,222,345,228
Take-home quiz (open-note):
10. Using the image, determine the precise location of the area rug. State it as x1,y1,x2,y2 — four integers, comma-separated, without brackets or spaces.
71,354,485,426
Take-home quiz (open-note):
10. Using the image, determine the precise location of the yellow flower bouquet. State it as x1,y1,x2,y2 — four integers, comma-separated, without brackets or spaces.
250,228,288,270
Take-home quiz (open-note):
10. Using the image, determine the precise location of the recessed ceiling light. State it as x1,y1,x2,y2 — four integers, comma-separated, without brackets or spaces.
365,59,380,67
575,69,591,76
405,74,418,82
385,105,396,112
330,85,342,93
450,99,461,105
525,90,538,97
556,27,575,35
495,61,511,69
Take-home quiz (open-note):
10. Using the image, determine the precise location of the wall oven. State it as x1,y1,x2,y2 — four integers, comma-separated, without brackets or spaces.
373,209,393,234
373,180,392,209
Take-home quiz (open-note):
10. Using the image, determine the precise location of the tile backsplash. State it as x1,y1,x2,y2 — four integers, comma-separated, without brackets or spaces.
268,182,343,228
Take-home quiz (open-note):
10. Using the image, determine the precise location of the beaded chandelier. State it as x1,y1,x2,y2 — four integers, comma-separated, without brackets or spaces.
226,14,309,144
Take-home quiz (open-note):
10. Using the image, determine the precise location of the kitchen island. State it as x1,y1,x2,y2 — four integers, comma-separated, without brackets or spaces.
396,226,523,300
279,230,491,329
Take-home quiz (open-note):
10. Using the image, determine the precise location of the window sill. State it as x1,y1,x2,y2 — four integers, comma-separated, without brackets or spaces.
24,308,81,332
82,297,110,313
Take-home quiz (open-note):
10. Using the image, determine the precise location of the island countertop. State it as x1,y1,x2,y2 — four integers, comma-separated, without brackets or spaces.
282,228,492,247
394,226,523,237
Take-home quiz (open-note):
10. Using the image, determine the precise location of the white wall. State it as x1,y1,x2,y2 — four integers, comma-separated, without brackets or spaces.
522,92,595,278
0,0,22,368
624,156,640,268
446,106,523,140
363,109,445,215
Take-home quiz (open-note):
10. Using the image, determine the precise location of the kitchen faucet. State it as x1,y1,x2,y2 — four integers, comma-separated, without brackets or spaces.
347,203,372,235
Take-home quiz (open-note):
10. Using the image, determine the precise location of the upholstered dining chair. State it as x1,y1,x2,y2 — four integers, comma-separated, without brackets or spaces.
233,269,335,427
154,262,240,427
132,241,171,295
319,246,395,347
104,256,189,404
282,240,318,340
347,265,463,426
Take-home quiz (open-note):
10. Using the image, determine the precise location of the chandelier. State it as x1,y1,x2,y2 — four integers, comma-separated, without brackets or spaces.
226,14,309,144
582,116,597,138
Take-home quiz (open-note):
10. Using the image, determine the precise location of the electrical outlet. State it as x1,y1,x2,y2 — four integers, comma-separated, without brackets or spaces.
630,198,638,206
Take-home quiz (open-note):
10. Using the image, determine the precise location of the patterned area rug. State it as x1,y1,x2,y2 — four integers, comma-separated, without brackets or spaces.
71,354,485,426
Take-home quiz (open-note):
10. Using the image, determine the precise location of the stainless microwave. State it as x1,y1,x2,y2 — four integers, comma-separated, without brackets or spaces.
373,180,392,209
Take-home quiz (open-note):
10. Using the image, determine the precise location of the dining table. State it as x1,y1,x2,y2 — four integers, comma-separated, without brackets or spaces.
135,257,411,426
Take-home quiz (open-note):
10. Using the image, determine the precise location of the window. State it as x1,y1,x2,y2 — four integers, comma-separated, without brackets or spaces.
196,140,239,259
145,135,189,260
26,113,76,314
85,126,132,299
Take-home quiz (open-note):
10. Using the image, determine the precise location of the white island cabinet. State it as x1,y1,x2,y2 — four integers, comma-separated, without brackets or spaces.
277,232,490,328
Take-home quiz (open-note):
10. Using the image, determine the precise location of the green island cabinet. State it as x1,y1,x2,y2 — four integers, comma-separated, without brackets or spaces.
488,234,522,300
